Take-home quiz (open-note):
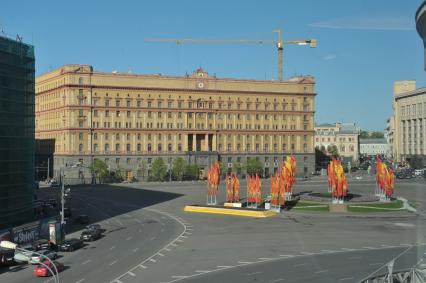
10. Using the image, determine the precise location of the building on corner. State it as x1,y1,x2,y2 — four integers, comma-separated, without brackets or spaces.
35,65,316,182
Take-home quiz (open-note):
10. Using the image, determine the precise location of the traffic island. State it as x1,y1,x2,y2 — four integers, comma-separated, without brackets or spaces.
184,205,277,218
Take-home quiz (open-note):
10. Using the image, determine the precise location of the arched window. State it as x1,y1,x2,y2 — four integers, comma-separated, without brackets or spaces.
115,143,120,152
147,143,152,152
105,143,110,152
79,143,83,152
137,143,141,152
168,143,172,152
126,143,131,152
78,77,84,85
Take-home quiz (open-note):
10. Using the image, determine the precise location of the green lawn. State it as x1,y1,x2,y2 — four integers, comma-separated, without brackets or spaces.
292,201,329,212
347,200,404,213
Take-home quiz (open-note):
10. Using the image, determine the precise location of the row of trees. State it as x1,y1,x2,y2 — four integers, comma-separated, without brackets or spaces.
90,157,267,183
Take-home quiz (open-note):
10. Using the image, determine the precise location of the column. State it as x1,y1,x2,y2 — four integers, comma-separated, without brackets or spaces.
204,134,209,151
212,135,217,151
192,134,196,151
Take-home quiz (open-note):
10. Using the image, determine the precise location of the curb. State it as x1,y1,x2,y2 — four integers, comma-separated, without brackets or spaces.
183,205,277,218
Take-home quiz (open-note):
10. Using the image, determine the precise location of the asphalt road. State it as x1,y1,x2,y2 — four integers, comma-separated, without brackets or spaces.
1,173,424,283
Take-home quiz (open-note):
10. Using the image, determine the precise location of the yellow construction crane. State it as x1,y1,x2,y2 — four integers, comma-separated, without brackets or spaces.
145,29,316,81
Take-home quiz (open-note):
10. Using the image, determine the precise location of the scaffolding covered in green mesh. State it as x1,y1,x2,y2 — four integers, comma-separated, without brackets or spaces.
0,35,36,229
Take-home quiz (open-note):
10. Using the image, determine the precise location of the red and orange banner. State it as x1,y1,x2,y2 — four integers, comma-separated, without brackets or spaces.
270,155,297,207
327,158,347,202
375,157,394,198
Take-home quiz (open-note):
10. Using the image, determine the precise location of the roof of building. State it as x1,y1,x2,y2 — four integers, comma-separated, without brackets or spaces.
394,87,426,100
315,123,336,127
339,123,359,134
359,138,387,144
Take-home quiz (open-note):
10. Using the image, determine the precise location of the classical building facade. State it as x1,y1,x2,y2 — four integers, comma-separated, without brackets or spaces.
385,116,395,159
0,35,35,229
393,80,426,163
359,138,388,156
314,122,360,163
35,65,316,181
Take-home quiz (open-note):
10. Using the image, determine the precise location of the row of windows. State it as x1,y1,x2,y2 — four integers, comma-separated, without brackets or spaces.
401,102,426,117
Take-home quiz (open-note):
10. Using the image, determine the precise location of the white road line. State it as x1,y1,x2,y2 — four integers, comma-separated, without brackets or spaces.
217,265,233,268
321,250,336,253
75,279,85,283
171,243,178,247
157,253,164,256
339,277,354,281
294,263,306,267
164,248,171,251
341,248,356,251
195,270,210,273
259,257,275,260
109,260,118,266
81,259,91,265
381,244,397,248
185,232,193,235
177,239,184,242
109,209,189,283
181,235,188,238
171,276,188,279
110,246,116,250
269,279,285,283
126,236,133,241
113,280,122,283
135,219,142,223
300,252,314,255
127,271,136,277
362,246,375,249
279,254,294,257
238,261,254,264
247,271,262,276
315,270,328,274
116,220,123,226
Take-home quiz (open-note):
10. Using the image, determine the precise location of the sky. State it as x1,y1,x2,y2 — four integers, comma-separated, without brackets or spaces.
1,0,425,131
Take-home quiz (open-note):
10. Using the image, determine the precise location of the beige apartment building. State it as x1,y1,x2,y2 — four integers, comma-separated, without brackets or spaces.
35,65,316,181
314,122,360,163
393,80,426,163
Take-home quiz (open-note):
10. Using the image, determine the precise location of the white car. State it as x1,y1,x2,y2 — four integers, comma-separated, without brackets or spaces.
414,169,424,177
29,249,58,264
13,250,34,263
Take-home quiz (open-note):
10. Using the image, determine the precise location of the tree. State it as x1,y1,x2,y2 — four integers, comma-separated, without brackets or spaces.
244,158,263,176
232,162,242,176
359,130,369,139
90,159,109,183
138,160,148,181
327,144,339,157
370,131,384,139
185,164,200,180
152,158,168,181
172,157,186,181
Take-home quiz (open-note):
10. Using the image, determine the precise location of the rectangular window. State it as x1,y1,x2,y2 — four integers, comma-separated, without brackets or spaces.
137,100,141,107
116,111,120,117
116,100,120,107
127,111,131,118
127,100,131,107
105,99,109,107
79,133,83,140
93,110,98,117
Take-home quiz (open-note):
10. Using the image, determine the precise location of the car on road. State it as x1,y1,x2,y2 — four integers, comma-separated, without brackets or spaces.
29,249,58,264
75,214,89,224
80,229,102,242
86,224,101,231
0,247,15,266
13,249,34,263
33,239,50,251
33,260,64,277
58,238,83,252
48,181,59,188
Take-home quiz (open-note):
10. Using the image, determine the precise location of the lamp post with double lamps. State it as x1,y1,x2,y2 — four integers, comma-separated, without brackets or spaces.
0,241,60,283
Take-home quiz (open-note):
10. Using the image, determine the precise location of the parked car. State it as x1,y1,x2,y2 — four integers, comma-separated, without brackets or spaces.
75,215,89,224
13,249,34,263
33,260,64,277
48,181,59,188
33,239,50,251
86,224,101,231
58,239,83,252
29,249,58,264
80,229,101,242
0,247,15,266
414,169,424,177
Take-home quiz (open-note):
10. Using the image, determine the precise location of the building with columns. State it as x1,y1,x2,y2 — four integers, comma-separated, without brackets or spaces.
35,65,316,181
393,80,426,164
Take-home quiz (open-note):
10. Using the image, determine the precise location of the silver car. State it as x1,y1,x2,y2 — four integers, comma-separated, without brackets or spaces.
13,250,34,263
29,249,58,264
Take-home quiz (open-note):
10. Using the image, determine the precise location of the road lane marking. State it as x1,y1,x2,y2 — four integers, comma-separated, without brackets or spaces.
381,244,397,248
110,246,116,250
300,252,314,255
139,265,147,269
171,243,178,247
315,270,328,274
171,276,188,279
181,235,188,238
109,260,118,266
341,248,356,251
157,253,164,256
217,265,233,268
81,260,91,265
149,258,156,263
294,263,306,267
116,220,123,226
259,257,275,260
196,270,210,273
279,254,294,257
127,271,136,277
177,239,184,242
269,279,285,283
126,236,133,241
247,271,262,276
238,261,253,264
362,246,375,249
164,248,171,251
75,279,85,283
185,232,193,235
321,250,336,253
339,277,354,281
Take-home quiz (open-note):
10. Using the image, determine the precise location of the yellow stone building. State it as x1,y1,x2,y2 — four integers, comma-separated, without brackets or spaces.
35,64,316,181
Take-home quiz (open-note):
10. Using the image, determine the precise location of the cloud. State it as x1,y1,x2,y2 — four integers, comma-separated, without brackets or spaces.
323,54,337,60
309,16,414,31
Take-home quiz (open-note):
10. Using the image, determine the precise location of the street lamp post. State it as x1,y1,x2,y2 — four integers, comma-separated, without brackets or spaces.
0,241,59,283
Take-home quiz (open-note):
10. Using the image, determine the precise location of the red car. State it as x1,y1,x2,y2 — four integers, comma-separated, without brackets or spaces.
33,260,64,277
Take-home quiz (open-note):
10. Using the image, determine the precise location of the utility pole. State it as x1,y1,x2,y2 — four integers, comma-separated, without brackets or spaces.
60,168,65,226
47,157,50,180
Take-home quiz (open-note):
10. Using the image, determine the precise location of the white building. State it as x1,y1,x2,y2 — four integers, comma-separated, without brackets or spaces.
360,138,388,156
